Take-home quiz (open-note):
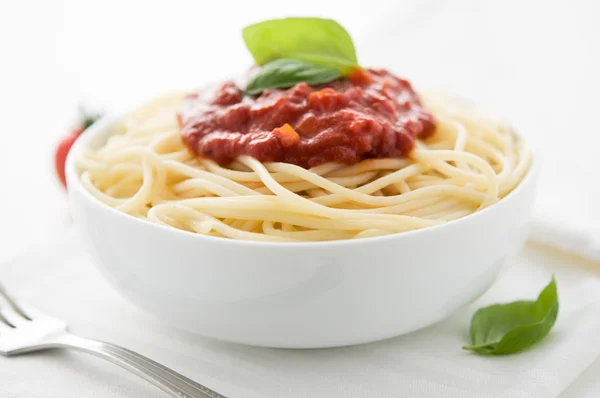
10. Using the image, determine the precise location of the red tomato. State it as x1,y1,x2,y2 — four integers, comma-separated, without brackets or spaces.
54,128,83,188
55,109,101,189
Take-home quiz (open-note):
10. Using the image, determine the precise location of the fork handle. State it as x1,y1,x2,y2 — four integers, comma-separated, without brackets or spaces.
47,332,226,398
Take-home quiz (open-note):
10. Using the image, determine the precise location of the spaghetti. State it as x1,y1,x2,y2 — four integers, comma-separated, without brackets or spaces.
77,92,531,242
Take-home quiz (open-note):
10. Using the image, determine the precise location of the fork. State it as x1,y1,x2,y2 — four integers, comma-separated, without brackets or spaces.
0,285,226,398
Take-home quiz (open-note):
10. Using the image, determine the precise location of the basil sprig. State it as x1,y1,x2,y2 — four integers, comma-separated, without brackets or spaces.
242,17,358,94
243,17,358,70
464,276,559,355
245,59,341,95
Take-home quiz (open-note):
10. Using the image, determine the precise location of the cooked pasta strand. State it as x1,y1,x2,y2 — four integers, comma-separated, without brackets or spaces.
78,93,531,242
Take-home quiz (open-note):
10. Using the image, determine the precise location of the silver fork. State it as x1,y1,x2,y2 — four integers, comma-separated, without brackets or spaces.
0,285,226,398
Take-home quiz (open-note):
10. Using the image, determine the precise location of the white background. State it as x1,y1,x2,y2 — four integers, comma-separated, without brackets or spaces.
1,0,599,396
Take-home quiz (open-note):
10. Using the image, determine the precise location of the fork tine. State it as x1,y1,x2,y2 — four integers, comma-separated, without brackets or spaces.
14,302,46,320
0,312,15,329
0,284,31,321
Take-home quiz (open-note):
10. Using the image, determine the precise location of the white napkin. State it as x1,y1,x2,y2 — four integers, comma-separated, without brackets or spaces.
530,217,600,263
1,228,600,398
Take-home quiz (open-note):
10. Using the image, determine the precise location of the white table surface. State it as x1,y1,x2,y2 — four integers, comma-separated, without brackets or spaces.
1,0,599,396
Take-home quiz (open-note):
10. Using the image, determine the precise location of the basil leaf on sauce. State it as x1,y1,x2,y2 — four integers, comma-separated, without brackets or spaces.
245,59,341,95
242,17,358,72
463,276,559,355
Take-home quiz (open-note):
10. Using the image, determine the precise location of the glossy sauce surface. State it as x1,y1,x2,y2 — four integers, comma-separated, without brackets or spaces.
179,69,436,168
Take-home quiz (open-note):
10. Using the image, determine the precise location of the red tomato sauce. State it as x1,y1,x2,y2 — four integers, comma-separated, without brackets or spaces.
178,69,436,168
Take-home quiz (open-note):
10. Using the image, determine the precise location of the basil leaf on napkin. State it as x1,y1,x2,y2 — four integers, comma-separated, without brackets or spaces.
242,17,358,72
245,59,341,95
463,276,559,355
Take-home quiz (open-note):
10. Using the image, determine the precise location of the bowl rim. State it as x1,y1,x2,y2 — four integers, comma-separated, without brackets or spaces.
65,109,538,249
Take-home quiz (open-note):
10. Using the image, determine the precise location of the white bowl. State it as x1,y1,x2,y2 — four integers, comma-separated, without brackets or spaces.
66,113,538,348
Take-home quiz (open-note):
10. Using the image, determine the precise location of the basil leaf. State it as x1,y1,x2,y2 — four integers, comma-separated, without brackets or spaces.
242,17,358,72
245,59,341,95
463,276,559,355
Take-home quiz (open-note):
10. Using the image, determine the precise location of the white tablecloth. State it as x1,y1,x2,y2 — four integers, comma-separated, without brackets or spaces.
1,234,599,397
2,1,600,396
